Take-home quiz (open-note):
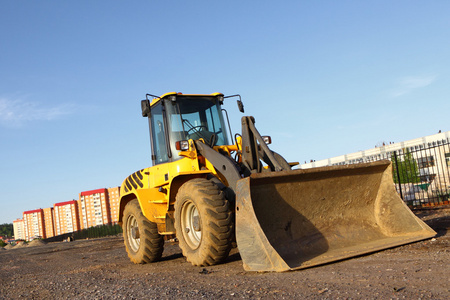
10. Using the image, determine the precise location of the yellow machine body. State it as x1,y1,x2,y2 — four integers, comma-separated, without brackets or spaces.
119,92,436,272
119,135,239,235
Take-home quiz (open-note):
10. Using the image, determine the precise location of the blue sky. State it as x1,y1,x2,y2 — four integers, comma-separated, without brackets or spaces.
1,1,449,224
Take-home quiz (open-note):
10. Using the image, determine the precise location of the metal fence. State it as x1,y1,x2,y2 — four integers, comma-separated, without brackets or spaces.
352,140,450,208
390,141,450,208
73,223,122,240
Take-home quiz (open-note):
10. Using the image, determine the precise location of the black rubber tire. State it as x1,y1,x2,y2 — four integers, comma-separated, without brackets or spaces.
122,199,164,264
175,178,233,266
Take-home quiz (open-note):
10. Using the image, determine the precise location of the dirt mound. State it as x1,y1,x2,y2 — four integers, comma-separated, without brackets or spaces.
4,244,14,249
14,242,28,248
28,239,46,247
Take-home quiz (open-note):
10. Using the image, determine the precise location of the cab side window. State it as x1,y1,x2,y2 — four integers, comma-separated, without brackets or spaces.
151,103,168,164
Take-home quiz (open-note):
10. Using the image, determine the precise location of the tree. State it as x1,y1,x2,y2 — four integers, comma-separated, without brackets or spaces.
0,223,13,237
391,149,421,184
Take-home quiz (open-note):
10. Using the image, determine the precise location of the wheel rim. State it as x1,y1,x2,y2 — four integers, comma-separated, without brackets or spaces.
126,214,140,252
181,200,201,249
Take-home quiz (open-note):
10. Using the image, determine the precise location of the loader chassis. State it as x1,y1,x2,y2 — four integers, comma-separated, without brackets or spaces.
119,92,436,272
120,93,241,266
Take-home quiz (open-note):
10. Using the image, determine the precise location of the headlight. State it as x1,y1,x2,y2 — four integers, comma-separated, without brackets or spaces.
175,140,190,151
262,136,272,145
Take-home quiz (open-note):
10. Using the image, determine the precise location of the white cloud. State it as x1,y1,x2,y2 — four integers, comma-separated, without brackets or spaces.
0,97,74,127
389,75,437,97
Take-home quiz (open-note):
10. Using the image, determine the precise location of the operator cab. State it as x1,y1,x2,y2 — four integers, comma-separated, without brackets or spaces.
142,93,231,165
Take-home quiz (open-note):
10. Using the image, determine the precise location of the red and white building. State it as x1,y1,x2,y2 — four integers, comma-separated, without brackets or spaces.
13,218,25,240
54,200,80,235
108,187,120,224
43,207,55,238
15,186,121,239
23,209,46,241
78,188,112,229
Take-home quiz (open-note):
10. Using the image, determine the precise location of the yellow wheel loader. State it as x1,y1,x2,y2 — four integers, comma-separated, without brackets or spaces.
119,92,436,272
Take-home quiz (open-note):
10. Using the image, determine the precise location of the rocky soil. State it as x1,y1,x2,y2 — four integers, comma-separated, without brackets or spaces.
1,207,449,299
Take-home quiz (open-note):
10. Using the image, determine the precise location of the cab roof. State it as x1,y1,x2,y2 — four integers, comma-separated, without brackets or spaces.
149,92,223,106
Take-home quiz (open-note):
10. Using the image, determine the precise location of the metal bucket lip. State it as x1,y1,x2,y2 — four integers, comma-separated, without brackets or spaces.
249,160,391,179
236,159,437,272
247,161,392,186
285,231,436,271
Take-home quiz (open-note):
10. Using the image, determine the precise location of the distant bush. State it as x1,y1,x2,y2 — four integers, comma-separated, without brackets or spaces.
73,224,122,240
0,223,13,237
0,239,6,247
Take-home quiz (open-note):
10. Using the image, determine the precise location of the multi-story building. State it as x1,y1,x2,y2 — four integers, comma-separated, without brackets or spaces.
23,209,46,241
78,188,111,229
13,218,25,240
43,207,55,238
14,186,121,239
301,131,450,170
54,200,80,235
108,187,120,224
301,131,450,206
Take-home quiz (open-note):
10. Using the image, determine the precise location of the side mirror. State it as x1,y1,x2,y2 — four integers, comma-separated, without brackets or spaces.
237,99,244,113
141,100,150,117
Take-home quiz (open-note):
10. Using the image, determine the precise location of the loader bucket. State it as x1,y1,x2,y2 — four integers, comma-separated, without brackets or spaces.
235,160,436,272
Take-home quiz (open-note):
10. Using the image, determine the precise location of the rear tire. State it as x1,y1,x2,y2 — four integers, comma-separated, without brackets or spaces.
122,199,164,264
175,178,233,266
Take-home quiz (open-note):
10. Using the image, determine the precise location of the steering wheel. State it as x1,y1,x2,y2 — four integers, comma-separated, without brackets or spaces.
186,125,208,135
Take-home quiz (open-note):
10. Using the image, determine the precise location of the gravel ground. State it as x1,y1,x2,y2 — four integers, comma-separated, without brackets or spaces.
1,207,449,299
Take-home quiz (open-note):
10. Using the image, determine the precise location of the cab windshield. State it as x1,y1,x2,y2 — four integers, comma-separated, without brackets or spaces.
165,96,229,159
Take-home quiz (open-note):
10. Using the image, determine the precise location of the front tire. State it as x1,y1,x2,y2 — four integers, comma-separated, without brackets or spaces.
122,199,164,264
175,178,233,266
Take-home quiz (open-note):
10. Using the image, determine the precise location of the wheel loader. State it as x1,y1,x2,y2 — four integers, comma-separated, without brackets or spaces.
118,92,436,272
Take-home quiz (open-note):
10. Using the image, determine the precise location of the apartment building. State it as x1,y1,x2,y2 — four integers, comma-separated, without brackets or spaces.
23,209,46,241
301,130,450,206
54,200,80,235
14,186,121,239
300,131,450,170
78,188,111,229
43,207,55,238
108,187,120,224
13,218,25,240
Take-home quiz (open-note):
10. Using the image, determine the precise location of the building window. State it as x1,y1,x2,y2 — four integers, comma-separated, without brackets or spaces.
418,156,435,168
445,153,450,167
